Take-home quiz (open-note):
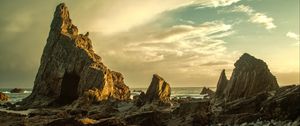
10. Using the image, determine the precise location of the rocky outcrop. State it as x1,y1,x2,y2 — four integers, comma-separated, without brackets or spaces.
126,111,171,126
134,92,146,107
10,88,24,93
213,85,300,125
0,92,9,101
170,100,211,126
261,85,300,120
20,3,130,108
200,87,215,98
213,54,299,125
222,92,271,114
145,74,171,105
215,69,228,99
217,53,279,101
46,118,84,126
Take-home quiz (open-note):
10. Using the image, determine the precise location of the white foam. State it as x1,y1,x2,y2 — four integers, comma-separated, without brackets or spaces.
23,90,32,93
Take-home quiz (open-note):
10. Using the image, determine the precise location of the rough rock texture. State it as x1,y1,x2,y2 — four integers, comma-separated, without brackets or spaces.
213,85,300,125
145,74,171,105
215,69,228,99
20,3,130,107
125,111,171,126
261,85,300,120
221,53,279,101
134,91,146,107
0,92,9,101
169,100,211,126
222,92,271,114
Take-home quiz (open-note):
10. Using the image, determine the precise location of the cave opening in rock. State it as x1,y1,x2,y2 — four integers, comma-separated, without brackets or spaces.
56,72,80,105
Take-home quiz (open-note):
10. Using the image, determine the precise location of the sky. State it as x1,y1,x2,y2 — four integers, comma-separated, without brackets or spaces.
0,0,299,88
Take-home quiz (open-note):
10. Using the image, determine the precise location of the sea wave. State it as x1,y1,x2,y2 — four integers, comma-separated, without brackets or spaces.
1,90,32,94
23,90,32,93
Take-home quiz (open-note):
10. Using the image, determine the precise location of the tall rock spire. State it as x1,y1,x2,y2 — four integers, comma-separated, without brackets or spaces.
215,69,228,98
20,3,130,108
50,3,78,35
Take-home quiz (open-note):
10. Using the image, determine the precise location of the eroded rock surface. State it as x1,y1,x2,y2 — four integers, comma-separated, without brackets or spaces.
20,3,130,108
170,100,211,126
145,74,171,105
216,53,279,101
214,85,300,125
261,85,300,120
215,69,228,99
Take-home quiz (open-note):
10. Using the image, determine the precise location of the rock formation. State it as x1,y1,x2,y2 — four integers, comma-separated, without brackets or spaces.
0,92,9,101
10,88,24,93
20,3,130,107
200,87,215,98
215,69,228,99
145,74,171,105
261,85,300,120
170,100,211,126
134,91,146,107
216,53,279,101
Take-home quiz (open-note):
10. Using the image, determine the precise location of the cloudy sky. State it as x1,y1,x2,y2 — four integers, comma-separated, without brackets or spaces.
0,0,299,88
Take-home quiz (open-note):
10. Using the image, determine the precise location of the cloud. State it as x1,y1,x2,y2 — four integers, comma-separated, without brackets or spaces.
232,5,276,29
179,19,195,24
4,12,33,32
286,32,300,46
92,20,239,86
70,0,241,34
195,0,240,8
286,32,299,41
250,13,276,29
200,61,229,66
124,21,234,63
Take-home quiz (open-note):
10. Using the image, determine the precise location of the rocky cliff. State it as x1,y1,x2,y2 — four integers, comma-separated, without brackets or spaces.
216,53,279,101
20,3,130,107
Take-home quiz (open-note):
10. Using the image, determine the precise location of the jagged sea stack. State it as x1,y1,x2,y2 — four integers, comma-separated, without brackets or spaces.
215,69,228,99
20,3,130,107
216,53,279,101
145,74,171,104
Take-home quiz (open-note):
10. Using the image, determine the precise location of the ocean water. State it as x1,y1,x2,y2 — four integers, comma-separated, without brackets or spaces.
131,87,216,99
0,88,32,103
0,87,215,104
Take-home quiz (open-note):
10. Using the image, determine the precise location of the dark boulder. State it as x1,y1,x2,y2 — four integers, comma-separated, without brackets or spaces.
200,87,215,98
170,100,211,126
10,88,24,93
134,91,147,107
